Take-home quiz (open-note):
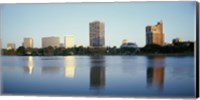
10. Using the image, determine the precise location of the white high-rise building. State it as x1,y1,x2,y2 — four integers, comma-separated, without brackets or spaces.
64,35,74,48
42,36,60,48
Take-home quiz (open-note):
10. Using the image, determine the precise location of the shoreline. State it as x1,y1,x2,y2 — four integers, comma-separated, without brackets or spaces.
136,53,194,56
1,53,194,57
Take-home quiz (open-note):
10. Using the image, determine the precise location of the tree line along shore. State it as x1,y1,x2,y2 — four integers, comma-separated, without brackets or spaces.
2,42,194,56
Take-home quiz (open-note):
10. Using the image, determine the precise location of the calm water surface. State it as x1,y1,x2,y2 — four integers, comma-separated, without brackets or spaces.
1,56,195,97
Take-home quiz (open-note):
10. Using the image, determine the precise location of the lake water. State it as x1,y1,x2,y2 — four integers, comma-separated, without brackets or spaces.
1,56,195,98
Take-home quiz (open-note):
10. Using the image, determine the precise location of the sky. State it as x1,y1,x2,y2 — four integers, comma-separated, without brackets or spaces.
0,2,196,48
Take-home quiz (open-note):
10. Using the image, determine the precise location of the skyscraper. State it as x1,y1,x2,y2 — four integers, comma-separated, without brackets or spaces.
64,35,74,48
42,36,60,48
146,20,164,46
89,21,105,47
23,37,33,48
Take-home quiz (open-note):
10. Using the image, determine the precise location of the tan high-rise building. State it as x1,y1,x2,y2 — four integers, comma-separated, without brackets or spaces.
42,36,60,48
23,37,33,48
64,35,74,48
146,20,164,46
7,43,16,50
89,21,105,47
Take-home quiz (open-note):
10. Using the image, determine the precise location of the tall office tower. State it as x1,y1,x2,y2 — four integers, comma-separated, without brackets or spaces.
7,43,16,50
42,36,60,48
89,21,105,47
146,20,164,46
23,37,33,48
64,35,74,48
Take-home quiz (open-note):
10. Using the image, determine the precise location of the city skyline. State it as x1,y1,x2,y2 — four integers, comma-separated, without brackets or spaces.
1,2,196,48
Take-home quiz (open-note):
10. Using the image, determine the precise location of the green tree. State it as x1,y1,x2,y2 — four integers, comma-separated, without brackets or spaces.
16,46,26,56
43,46,54,56
141,44,162,54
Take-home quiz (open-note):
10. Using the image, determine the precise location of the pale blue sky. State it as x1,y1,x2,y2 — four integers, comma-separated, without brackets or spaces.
0,2,196,48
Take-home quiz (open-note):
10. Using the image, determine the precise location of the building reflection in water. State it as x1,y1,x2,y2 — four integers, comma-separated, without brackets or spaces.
147,56,165,90
90,56,105,90
42,66,60,74
64,56,76,78
24,56,34,75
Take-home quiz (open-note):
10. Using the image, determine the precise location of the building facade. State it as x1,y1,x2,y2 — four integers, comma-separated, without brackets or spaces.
7,43,16,50
64,35,74,48
23,38,33,48
42,36,60,48
122,39,128,45
89,21,105,47
121,39,138,48
172,38,183,44
146,21,164,46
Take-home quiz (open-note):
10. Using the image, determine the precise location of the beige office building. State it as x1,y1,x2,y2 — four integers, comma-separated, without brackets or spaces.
7,43,16,50
64,35,74,48
89,21,105,47
42,36,60,48
23,38,33,48
146,20,164,46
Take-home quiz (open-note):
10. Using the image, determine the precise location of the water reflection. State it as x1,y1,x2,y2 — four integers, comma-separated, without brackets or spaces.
42,66,60,74
24,56,34,75
41,57,63,75
90,56,105,90
2,56,195,97
147,56,165,90
64,56,76,78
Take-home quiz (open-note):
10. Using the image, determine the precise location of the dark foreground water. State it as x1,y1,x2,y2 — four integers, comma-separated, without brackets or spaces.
1,56,195,97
